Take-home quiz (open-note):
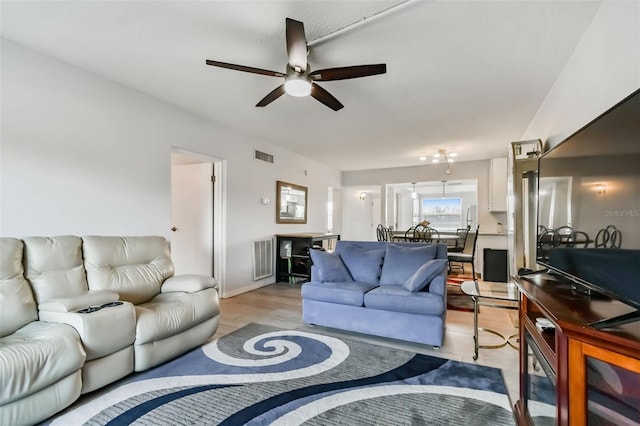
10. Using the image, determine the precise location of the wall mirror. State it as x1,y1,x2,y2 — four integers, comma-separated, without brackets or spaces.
276,181,308,224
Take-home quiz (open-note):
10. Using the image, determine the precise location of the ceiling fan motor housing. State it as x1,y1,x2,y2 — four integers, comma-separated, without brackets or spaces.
284,66,312,97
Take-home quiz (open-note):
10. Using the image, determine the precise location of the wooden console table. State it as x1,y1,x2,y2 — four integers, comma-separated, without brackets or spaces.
514,273,640,425
275,233,340,283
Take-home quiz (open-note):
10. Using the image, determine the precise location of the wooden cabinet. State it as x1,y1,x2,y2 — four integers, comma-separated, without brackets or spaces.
275,233,340,283
489,157,508,212
568,339,640,425
514,273,640,425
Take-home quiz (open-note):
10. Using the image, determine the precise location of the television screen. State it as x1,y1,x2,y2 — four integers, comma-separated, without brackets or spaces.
536,88,640,318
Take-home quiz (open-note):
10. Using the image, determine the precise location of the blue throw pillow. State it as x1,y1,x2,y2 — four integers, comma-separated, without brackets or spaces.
339,245,385,285
403,259,448,292
379,244,438,285
309,250,353,282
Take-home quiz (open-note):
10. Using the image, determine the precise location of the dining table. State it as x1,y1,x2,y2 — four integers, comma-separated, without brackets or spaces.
390,231,461,243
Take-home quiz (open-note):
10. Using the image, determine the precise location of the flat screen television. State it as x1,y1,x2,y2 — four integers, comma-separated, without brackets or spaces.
535,88,640,328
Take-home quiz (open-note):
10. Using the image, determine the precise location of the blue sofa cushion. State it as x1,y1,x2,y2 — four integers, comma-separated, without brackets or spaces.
403,259,448,292
379,244,438,286
309,249,353,282
339,244,385,285
364,286,444,316
301,281,377,307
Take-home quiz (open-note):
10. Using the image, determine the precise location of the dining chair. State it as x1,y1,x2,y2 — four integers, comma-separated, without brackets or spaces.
410,224,436,242
595,225,622,248
448,225,470,253
448,225,480,280
553,225,574,245
537,227,559,259
412,224,428,241
568,230,591,248
423,226,440,243
376,224,387,241
404,226,417,242
383,226,394,242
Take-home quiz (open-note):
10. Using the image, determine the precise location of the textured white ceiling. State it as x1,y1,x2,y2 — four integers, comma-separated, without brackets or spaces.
1,1,602,171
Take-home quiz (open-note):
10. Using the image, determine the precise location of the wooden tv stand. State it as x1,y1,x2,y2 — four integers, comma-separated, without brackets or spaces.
514,273,640,425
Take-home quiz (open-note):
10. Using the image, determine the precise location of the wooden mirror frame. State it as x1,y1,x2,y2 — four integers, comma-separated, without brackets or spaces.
276,180,308,224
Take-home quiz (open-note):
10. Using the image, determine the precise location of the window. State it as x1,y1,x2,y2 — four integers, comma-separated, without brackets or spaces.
422,198,463,231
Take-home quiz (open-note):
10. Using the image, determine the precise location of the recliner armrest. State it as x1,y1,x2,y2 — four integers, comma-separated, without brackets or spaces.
38,290,120,313
161,274,217,293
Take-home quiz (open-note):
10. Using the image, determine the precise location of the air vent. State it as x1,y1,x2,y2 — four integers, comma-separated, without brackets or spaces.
255,150,274,164
252,239,274,280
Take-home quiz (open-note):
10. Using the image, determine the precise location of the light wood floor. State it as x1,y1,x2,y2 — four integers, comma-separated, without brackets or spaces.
212,280,521,406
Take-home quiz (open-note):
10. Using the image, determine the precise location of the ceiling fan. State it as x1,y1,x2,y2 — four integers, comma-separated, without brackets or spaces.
205,18,386,111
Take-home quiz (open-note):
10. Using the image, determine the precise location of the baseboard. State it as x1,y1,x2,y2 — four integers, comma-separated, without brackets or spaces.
221,280,274,298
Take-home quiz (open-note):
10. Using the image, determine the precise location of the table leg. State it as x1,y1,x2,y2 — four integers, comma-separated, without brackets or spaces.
473,295,479,360
473,297,514,360
507,333,520,349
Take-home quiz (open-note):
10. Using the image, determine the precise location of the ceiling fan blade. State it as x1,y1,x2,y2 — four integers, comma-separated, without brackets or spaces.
256,85,286,107
205,60,285,78
286,18,307,72
310,64,387,81
310,83,344,111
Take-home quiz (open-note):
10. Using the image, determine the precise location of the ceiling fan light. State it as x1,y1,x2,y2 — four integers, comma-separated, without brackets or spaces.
284,79,311,97
432,159,439,163
447,158,454,163
449,152,458,157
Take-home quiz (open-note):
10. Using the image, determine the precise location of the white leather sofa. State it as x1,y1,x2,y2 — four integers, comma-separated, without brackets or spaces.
0,238,86,426
0,235,220,425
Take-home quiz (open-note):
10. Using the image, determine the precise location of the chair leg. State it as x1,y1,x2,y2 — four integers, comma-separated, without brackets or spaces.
471,261,476,281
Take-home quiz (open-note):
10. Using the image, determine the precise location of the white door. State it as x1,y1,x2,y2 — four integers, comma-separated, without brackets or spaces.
171,162,213,276
372,197,381,241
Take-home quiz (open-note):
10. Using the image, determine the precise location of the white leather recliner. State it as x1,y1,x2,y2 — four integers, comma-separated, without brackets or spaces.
82,236,220,371
0,238,86,426
22,236,137,393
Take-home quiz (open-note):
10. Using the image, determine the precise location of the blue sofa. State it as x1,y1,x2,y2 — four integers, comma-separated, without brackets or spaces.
301,241,448,347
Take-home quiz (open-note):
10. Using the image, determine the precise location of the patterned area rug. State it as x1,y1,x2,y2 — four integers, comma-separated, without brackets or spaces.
447,275,475,312
48,323,515,425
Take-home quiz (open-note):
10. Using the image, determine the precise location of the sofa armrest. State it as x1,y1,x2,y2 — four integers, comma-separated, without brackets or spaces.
38,301,136,360
37,290,119,313
161,274,217,293
428,275,446,297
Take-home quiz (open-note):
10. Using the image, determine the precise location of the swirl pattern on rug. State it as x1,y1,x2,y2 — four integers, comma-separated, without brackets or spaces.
49,323,515,425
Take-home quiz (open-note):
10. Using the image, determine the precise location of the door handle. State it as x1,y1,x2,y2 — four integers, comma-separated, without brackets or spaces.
171,227,177,232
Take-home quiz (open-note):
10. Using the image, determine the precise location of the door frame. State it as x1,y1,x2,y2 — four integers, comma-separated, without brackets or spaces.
171,148,226,296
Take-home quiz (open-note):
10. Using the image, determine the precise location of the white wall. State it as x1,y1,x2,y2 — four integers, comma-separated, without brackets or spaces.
0,39,341,297
341,186,380,241
522,0,640,150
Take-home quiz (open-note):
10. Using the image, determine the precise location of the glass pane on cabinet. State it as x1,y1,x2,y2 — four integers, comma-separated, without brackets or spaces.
587,357,640,425
525,333,556,425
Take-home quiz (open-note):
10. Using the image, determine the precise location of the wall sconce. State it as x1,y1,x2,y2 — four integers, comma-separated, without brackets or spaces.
358,192,366,200
596,184,607,195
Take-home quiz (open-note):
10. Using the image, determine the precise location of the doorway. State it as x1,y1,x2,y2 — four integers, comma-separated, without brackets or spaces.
170,150,225,293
